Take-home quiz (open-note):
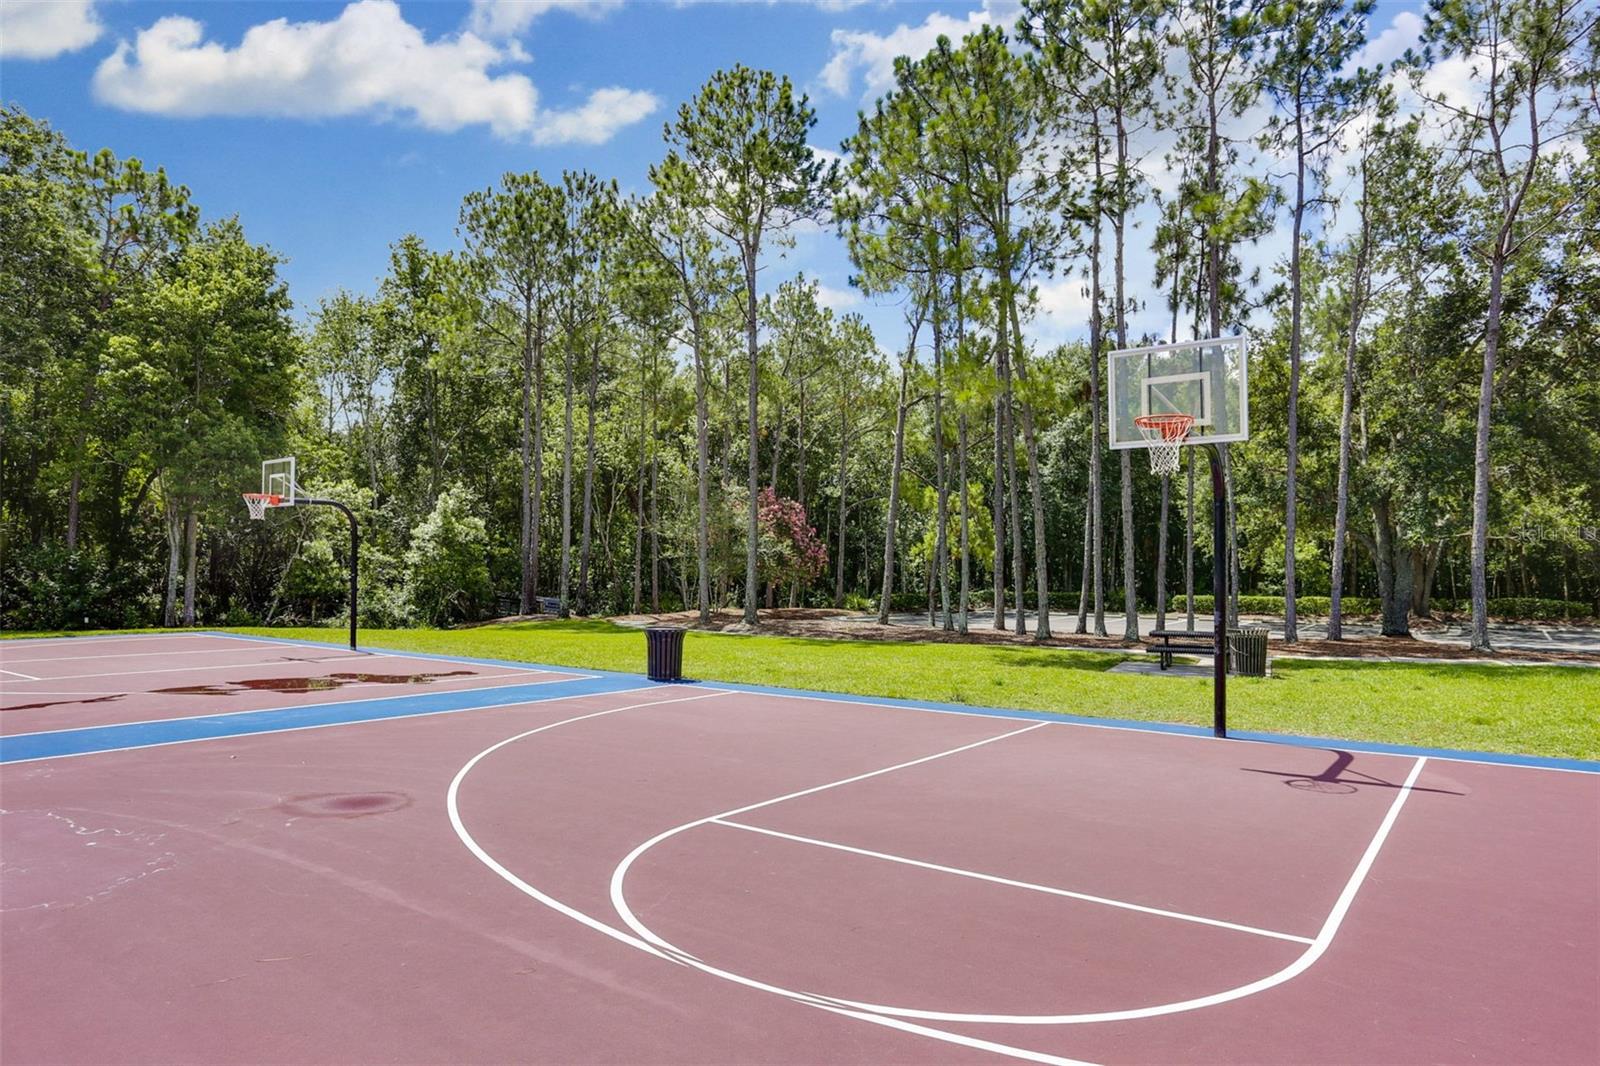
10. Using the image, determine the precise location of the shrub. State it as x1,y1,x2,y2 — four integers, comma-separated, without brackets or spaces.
404,485,492,626
278,538,346,620
0,541,155,630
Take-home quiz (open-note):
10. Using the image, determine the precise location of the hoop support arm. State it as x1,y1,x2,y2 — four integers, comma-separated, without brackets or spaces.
298,497,360,652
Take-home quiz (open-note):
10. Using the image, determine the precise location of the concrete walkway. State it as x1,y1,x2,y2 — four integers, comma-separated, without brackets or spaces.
869,609,1600,656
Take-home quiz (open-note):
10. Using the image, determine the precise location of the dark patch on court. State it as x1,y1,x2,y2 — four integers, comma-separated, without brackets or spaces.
275,792,413,818
154,671,476,696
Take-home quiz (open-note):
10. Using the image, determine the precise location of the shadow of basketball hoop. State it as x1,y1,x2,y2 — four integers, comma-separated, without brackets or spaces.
1243,750,1464,797
1285,777,1359,794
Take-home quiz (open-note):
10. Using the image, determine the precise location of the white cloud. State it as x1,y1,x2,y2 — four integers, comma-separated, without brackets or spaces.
815,282,861,309
467,0,623,39
1352,9,1423,71
90,0,655,146
1029,276,1094,342
818,3,1001,98
533,85,659,145
0,0,103,59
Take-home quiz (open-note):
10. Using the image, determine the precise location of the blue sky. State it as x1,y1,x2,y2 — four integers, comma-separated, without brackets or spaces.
2,0,1444,349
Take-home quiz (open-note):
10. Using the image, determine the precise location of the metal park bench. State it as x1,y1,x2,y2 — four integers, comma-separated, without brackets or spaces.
1146,629,1216,670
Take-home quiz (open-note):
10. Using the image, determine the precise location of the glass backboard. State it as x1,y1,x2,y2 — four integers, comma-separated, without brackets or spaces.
261,457,298,505
1109,336,1248,450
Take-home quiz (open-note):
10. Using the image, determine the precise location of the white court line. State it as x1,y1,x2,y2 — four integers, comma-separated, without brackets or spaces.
711,818,1313,946
781,757,1432,1024
718,684,1600,775
0,633,240,649
11,654,379,684
448,689,735,959
4,645,375,665
0,671,546,703
0,668,41,681
603,725,1428,1024
450,709,1094,1066
4,671,591,739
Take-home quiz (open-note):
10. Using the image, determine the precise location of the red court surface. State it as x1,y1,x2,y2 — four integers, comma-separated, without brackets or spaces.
2,636,1597,1065
0,633,579,735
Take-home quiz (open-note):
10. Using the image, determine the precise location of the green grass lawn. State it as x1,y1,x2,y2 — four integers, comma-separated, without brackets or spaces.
206,621,1600,761
8,621,1596,760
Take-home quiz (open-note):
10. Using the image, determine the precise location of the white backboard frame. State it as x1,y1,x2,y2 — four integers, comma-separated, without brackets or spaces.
261,457,299,506
1108,336,1249,450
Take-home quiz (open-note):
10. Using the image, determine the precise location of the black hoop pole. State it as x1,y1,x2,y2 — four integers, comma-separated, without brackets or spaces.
299,497,359,651
1202,444,1227,738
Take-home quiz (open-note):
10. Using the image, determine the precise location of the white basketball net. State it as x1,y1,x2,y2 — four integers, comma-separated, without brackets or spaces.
243,493,277,520
1135,414,1195,478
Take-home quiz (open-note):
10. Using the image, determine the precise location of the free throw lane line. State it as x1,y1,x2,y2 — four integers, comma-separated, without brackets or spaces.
452,709,1097,1066
0,668,42,681
711,818,1314,945
631,756,1432,1025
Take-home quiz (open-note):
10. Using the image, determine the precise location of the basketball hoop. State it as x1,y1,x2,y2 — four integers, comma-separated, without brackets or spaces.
243,492,282,520
1134,413,1195,477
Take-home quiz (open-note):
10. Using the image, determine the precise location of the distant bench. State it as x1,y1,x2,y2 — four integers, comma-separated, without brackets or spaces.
537,596,562,615
1146,629,1216,670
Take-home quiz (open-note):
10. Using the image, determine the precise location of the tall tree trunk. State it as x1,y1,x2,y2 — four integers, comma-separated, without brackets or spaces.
1119,453,1138,640
932,299,952,630
577,338,600,615
1185,459,1196,630
1411,545,1440,618
1075,481,1091,634
834,401,850,609
1007,411,1026,637
559,342,575,617
692,316,712,623
790,381,808,608
1155,476,1169,631
161,487,180,628
1088,133,1108,637
181,509,198,626
1330,197,1371,640
1112,132,1138,643
1284,104,1307,643
520,312,536,613
957,410,971,635
1223,447,1240,627
953,268,972,636
992,393,1006,630
1006,297,1050,640
993,296,1027,637
650,370,661,615
743,253,761,626
878,347,914,625
633,353,646,615
1368,498,1412,637
1469,256,1505,651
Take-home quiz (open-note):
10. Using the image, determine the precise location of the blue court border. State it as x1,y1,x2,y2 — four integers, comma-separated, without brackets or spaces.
2,630,1595,773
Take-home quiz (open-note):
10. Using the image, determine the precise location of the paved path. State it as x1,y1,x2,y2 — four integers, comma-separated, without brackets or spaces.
868,610,1600,656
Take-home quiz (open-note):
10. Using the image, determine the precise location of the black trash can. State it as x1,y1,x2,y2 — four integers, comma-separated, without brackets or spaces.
1228,624,1270,677
645,626,686,682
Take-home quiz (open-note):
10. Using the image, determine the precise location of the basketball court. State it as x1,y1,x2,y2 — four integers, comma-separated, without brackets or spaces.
6,342,1595,1063
3,631,1596,1064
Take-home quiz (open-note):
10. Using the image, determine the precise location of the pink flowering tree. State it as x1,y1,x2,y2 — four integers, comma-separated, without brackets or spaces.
727,487,828,592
